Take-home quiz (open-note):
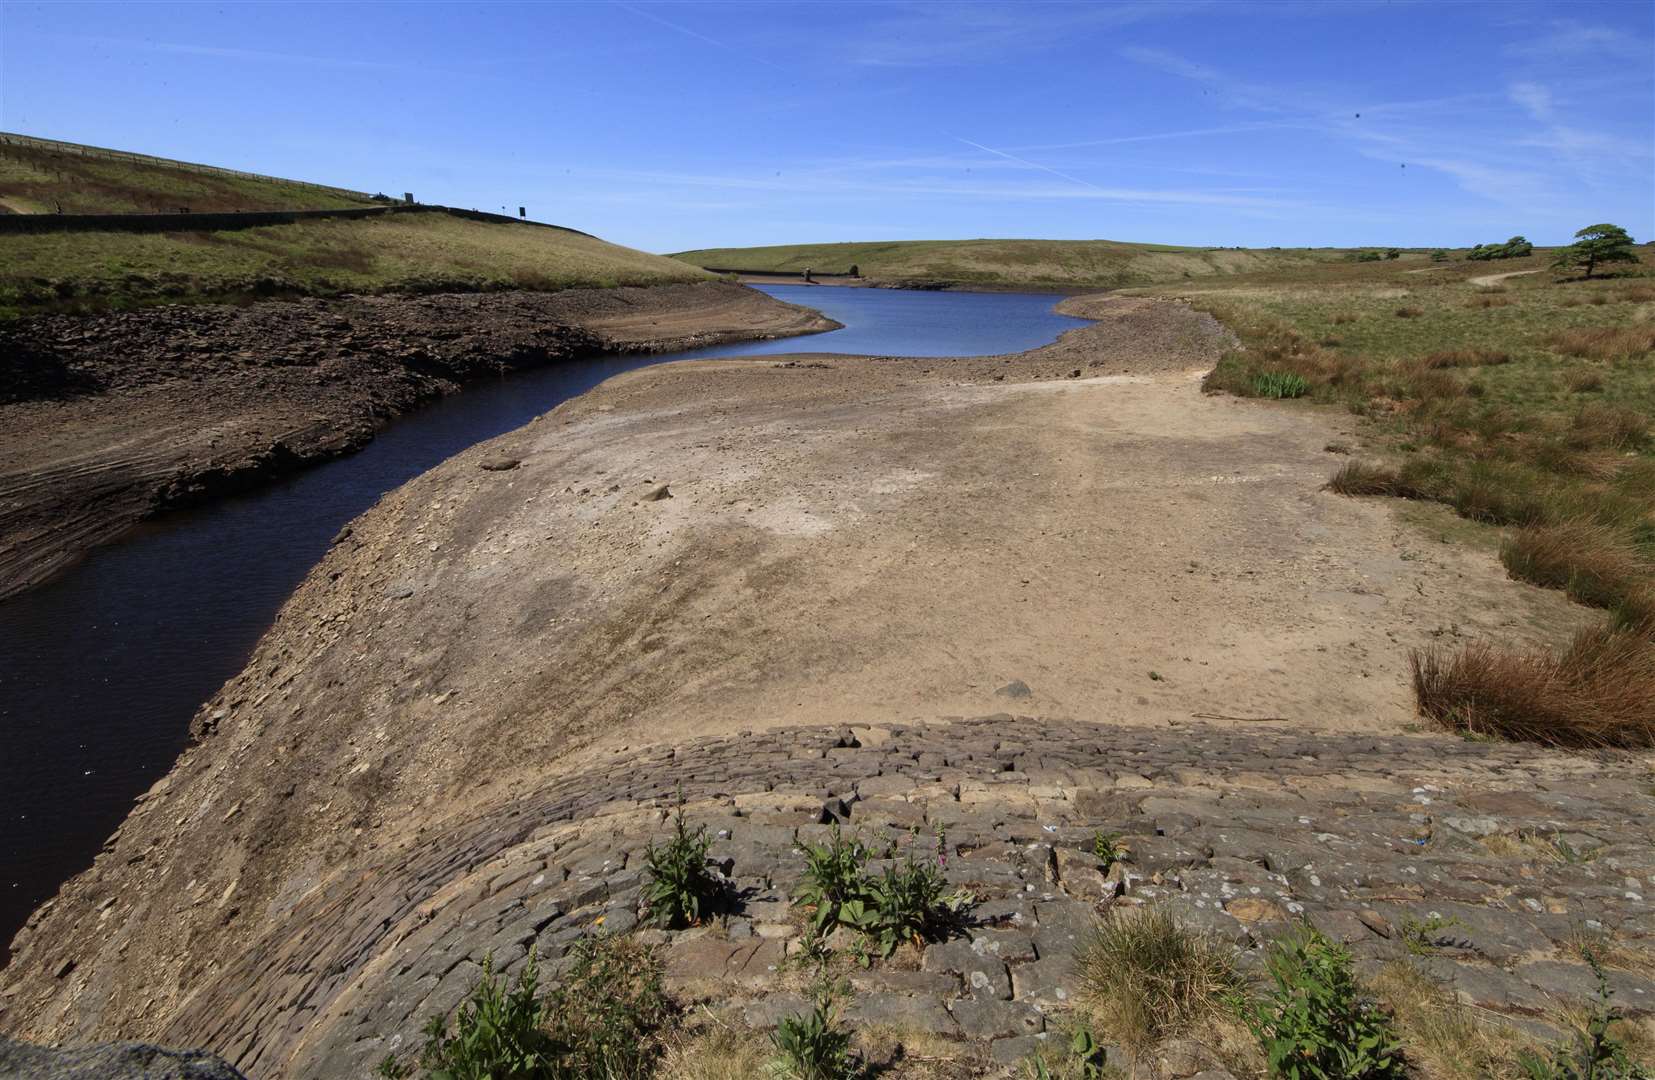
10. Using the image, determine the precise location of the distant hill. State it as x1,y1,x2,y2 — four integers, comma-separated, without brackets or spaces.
0,134,710,318
672,238,1375,290
0,132,382,215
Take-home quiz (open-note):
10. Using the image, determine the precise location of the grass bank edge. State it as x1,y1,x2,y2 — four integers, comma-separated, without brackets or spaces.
1173,257,1655,748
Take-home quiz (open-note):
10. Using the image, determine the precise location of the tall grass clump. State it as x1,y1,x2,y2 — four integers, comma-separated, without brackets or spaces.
1411,622,1655,748
1502,523,1654,616
1076,908,1245,1055
1549,326,1655,362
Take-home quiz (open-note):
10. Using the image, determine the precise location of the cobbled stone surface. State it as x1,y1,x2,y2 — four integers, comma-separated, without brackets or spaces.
105,717,1655,1079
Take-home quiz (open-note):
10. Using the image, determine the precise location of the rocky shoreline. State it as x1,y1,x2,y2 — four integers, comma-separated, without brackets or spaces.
0,282,835,601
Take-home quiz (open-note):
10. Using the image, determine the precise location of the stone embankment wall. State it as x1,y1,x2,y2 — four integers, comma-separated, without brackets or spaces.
106,716,1655,1079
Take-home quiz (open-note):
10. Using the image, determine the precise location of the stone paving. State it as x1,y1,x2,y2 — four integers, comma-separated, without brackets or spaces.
146,717,1652,1078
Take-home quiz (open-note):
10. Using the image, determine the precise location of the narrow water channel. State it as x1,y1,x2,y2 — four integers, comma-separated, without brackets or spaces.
0,286,1087,952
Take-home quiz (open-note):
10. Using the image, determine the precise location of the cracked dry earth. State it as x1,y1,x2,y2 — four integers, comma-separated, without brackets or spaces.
3,296,1649,1078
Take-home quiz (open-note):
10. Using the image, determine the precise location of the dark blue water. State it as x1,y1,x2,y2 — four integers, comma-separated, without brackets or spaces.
0,286,1084,954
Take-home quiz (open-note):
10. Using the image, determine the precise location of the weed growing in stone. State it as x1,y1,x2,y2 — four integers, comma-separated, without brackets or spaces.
1090,831,1129,873
1518,950,1651,1080
1398,913,1460,956
377,936,670,1079
643,801,724,929
771,981,855,1080
1237,926,1406,1079
1025,1026,1111,1079
794,826,873,936
792,827,970,963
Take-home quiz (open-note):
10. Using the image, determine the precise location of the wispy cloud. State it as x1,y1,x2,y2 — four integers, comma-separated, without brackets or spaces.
1506,19,1653,61
51,33,414,73
839,2,1206,68
1119,43,1651,213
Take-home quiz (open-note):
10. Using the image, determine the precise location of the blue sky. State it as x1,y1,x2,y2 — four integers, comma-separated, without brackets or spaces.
2,1,1651,252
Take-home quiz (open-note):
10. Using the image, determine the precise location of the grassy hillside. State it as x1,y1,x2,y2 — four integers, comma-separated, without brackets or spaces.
670,237,1377,289
0,212,712,318
0,134,711,318
1135,248,1655,746
0,133,380,214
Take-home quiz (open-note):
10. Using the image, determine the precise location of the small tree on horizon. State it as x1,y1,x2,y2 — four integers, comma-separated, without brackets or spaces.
1553,223,1639,279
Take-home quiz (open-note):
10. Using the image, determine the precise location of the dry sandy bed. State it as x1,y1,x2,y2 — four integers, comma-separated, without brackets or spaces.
0,295,1589,1046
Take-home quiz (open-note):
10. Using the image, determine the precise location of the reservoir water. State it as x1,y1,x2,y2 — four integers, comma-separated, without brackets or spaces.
0,285,1087,953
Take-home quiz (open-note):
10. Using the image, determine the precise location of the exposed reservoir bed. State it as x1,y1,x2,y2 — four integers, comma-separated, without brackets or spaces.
0,286,1086,952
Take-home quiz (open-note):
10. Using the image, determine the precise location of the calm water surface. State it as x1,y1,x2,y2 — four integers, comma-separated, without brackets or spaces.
0,286,1086,952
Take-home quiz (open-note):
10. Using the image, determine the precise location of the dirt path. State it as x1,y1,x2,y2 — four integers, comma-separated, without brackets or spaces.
0,296,1598,1061
0,283,834,601
1469,268,1543,287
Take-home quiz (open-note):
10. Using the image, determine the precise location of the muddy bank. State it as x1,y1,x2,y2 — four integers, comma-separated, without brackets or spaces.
0,282,835,601
0,295,1598,1064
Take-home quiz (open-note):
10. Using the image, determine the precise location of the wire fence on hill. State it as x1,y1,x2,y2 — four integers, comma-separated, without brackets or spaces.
0,131,382,203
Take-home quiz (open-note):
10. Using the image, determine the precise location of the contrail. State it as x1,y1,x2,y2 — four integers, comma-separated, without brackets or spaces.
613,1,788,72
951,136,1108,193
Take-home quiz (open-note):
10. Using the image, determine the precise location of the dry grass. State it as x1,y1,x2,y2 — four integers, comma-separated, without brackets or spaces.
1326,461,1416,497
1567,402,1650,451
1332,311,1359,325
1419,347,1512,368
660,1023,773,1079
1566,368,1606,393
1501,522,1652,612
1410,621,1655,747
1369,962,1539,1079
1075,907,1246,1057
1548,326,1655,361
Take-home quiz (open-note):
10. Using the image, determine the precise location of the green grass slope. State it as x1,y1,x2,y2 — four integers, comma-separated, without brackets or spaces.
0,134,711,318
670,238,1371,289
1,213,712,318
0,133,380,214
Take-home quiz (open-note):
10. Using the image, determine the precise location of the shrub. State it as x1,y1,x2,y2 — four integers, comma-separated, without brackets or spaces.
1237,927,1406,1080
382,937,671,1080
1395,306,1424,318
1411,622,1655,748
1254,371,1309,399
643,803,724,929
771,990,853,1080
1076,907,1245,1055
543,936,671,1077
1466,236,1534,261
